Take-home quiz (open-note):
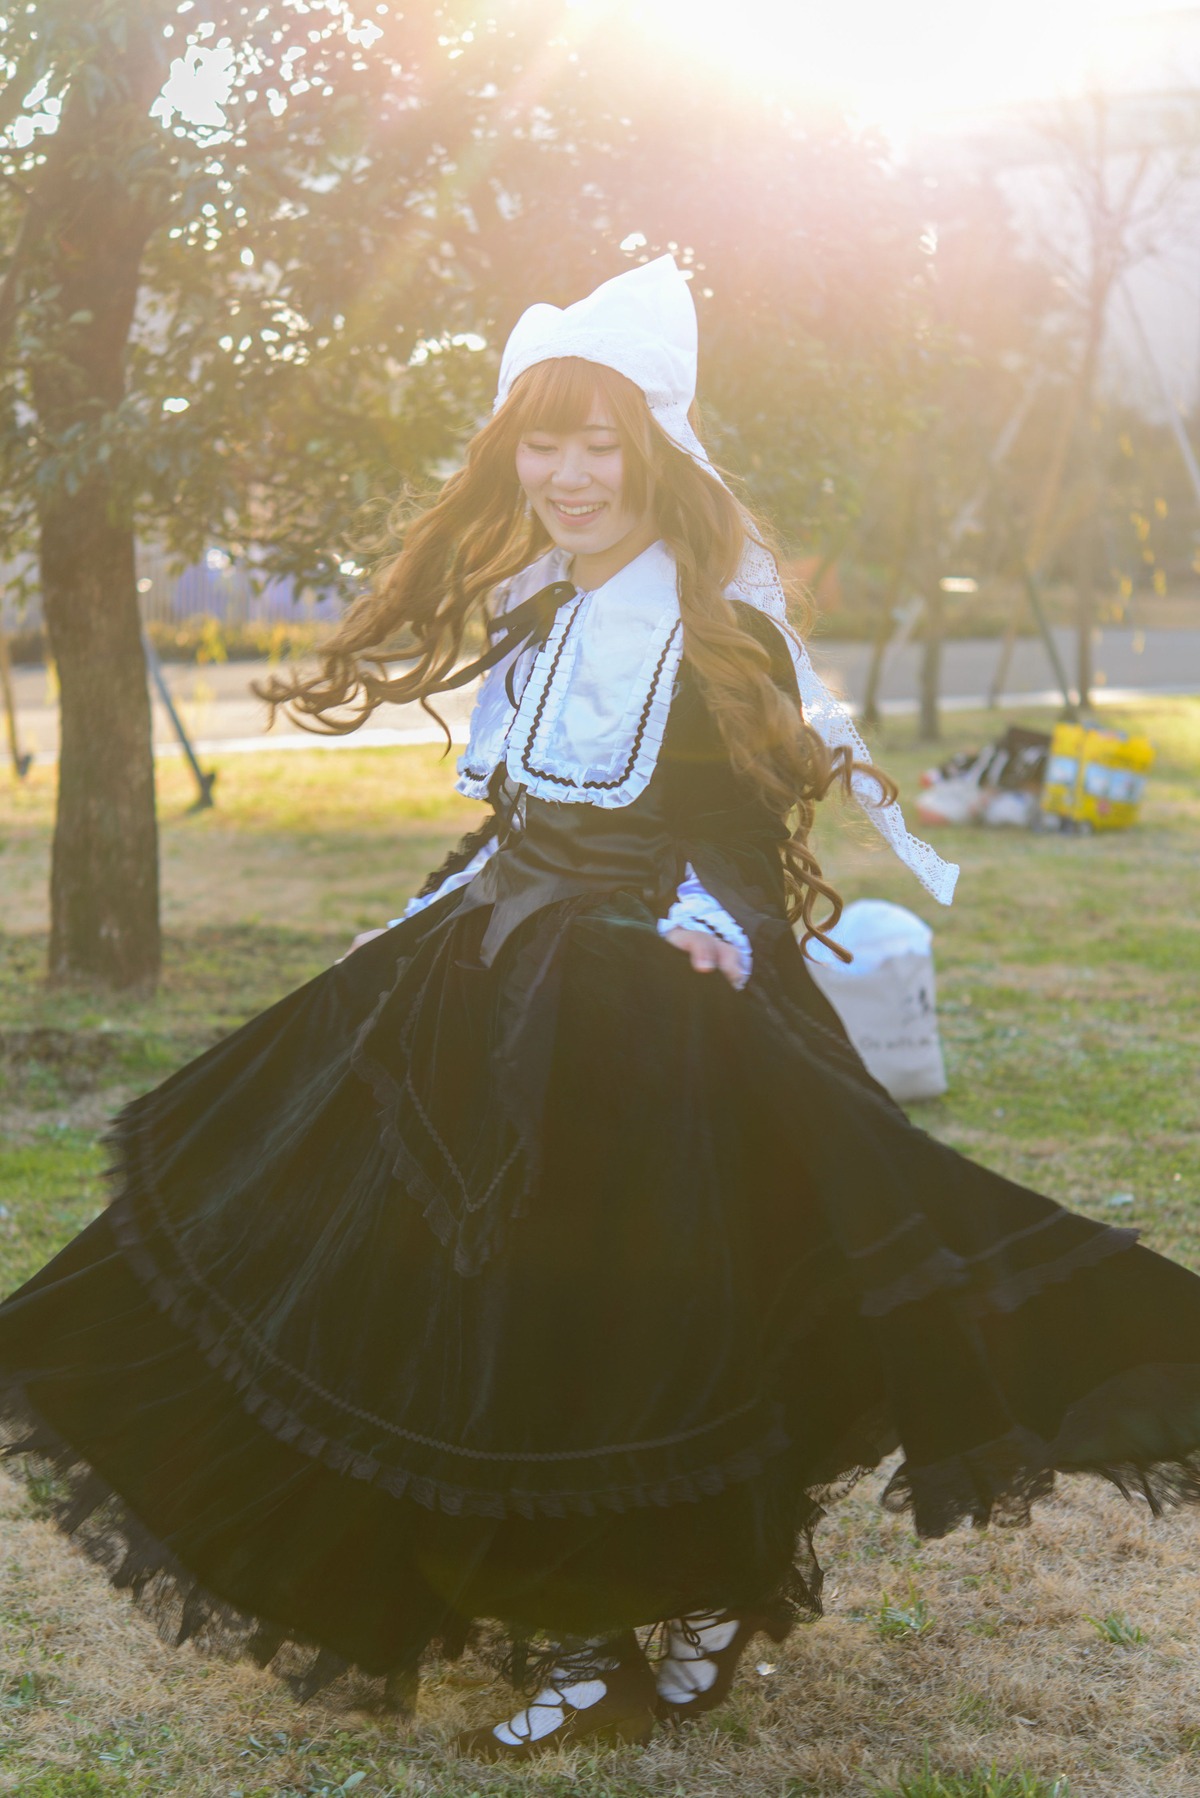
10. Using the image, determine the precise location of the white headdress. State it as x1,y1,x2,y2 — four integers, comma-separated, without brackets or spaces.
493,256,958,906
496,254,711,473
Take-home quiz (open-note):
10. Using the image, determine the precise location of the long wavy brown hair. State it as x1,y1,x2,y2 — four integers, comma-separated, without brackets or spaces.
256,358,896,954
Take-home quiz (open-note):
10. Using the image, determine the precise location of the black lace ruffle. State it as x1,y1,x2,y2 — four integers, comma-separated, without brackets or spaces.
0,1380,413,1704
881,1367,1200,1539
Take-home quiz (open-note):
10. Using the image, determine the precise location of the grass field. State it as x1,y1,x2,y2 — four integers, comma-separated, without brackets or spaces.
1,699,1198,1797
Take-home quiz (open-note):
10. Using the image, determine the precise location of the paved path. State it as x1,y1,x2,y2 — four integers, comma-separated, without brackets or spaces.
7,627,1198,764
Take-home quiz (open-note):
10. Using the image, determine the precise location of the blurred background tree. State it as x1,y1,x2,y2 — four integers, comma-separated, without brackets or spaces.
0,0,936,990
4,0,1197,987
992,91,1200,708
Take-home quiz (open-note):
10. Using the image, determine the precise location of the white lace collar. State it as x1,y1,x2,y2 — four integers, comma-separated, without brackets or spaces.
456,541,958,906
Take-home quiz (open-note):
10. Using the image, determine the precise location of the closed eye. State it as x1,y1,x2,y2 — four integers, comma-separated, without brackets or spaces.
520,439,618,454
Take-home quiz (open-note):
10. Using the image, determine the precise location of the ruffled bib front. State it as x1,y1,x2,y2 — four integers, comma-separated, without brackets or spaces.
457,542,684,810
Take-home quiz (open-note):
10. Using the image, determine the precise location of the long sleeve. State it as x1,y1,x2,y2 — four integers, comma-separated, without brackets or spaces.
656,863,753,989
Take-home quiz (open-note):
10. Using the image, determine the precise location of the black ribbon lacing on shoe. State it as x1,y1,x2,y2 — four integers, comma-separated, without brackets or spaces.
647,1608,730,1668
500,1634,620,1705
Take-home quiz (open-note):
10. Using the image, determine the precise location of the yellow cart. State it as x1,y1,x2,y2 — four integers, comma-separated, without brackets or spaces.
1039,721,1155,834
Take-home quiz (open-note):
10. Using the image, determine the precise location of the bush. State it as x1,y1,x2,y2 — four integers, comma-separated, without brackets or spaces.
7,617,332,667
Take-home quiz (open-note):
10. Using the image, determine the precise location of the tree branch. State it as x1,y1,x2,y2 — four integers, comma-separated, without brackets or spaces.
0,184,45,367
0,44,54,146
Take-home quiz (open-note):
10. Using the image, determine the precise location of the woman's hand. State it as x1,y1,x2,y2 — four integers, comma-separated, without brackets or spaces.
663,927,744,986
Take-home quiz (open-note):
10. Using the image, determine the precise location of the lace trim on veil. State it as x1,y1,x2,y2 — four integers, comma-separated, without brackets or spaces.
727,531,959,907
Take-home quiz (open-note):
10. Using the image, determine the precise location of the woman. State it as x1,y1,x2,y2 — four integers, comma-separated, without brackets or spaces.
3,256,1199,1762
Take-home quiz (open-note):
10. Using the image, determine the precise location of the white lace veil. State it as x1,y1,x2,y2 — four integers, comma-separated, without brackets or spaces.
495,255,959,905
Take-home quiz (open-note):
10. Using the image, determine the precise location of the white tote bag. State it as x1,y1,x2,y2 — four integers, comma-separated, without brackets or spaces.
806,900,948,1103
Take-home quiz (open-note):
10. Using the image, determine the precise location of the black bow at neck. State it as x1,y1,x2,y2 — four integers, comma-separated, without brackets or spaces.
424,581,578,705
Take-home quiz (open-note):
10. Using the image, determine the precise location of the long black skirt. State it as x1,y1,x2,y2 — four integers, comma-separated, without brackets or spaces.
3,888,1200,1696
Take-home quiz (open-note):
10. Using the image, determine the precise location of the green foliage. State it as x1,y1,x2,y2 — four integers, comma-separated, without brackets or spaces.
20,1466,71,1517
873,1585,935,1641
1085,1610,1145,1647
0,0,1013,588
5,1,1135,987
0,1667,47,1708
5,1776,131,1798
303,1771,370,1798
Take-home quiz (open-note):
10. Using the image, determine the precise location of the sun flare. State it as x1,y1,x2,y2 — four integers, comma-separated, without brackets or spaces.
623,0,1180,140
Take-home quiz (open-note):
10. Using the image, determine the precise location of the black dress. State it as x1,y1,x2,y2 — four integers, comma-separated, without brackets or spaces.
3,617,1200,1698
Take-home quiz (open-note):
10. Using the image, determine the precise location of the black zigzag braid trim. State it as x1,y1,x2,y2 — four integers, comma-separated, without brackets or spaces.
515,597,585,784
522,619,682,791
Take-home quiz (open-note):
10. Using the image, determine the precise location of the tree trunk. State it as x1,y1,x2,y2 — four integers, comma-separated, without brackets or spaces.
863,446,922,726
1074,517,1096,713
859,585,893,729
38,480,159,988
22,21,166,988
918,576,944,744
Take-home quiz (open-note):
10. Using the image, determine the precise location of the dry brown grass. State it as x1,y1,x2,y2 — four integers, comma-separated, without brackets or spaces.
2,699,1199,1796
6,1460,1200,1795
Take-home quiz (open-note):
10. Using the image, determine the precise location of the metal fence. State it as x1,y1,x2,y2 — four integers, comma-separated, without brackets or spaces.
1,544,342,636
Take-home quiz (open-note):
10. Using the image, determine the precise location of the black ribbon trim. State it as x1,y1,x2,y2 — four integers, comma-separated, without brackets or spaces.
422,582,577,703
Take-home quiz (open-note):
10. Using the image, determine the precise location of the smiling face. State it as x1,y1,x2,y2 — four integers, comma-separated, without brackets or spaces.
514,391,660,589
